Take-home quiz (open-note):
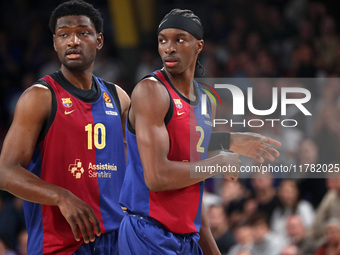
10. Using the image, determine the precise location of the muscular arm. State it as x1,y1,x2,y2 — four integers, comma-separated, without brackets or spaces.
0,85,62,202
198,204,221,255
130,78,240,192
0,85,100,242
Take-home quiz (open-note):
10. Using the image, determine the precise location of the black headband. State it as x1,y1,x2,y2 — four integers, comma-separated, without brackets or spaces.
158,15,203,40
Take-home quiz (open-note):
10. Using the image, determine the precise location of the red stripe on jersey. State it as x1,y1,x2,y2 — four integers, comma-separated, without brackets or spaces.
148,71,201,233
40,76,104,254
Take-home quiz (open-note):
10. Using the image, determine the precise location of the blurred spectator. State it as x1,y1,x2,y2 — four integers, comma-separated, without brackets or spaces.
271,179,314,235
256,50,278,77
4,73,37,119
38,48,61,78
314,16,339,73
245,32,262,60
236,252,251,255
0,30,20,77
22,19,51,74
0,236,16,255
225,32,242,56
296,20,315,45
297,138,327,209
309,178,340,246
315,77,340,113
208,204,235,254
289,43,316,78
224,180,250,228
228,221,253,255
250,173,279,220
283,0,308,27
306,1,326,31
0,193,25,251
16,229,27,255
286,215,316,255
93,47,123,84
280,245,299,255
220,180,247,207
242,198,258,222
203,187,222,210
134,49,161,84
314,218,340,255
249,212,287,255
205,8,230,43
279,80,312,155
314,78,340,164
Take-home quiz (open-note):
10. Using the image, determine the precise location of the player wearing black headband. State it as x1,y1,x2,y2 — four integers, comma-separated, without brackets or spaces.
118,9,281,254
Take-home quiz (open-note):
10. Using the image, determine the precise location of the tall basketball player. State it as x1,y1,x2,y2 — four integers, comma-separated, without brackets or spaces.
119,9,281,255
0,1,129,254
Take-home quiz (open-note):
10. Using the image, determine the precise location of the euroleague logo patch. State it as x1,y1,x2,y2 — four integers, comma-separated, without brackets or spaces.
103,92,111,103
103,92,114,109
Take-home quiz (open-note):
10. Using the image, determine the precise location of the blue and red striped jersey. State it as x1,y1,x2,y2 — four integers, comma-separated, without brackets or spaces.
119,70,212,234
24,70,126,255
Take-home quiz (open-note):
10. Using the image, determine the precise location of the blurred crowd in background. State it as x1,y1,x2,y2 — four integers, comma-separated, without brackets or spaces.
1,0,340,254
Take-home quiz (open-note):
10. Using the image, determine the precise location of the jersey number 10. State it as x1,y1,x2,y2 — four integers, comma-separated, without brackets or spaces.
85,123,106,150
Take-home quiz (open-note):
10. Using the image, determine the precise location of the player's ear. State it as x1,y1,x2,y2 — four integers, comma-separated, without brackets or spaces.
53,35,57,52
96,32,104,50
197,39,204,54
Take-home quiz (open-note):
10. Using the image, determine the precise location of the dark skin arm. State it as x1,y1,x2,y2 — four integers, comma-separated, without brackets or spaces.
229,132,281,162
206,89,281,163
0,85,100,243
199,204,221,255
206,92,281,179
129,78,240,192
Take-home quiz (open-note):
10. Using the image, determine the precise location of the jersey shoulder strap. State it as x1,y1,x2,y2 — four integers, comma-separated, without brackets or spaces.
101,80,122,117
33,78,57,144
142,70,173,125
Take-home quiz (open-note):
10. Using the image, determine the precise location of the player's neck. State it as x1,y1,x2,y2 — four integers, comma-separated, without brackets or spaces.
61,66,94,90
165,68,195,100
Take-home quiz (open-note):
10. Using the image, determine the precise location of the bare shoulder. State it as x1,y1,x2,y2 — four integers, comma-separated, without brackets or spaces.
1,83,53,168
20,84,52,102
14,84,52,123
131,77,169,109
129,77,170,126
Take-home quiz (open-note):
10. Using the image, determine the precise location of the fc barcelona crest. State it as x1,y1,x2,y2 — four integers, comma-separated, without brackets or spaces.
62,98,73,108
174,99,183,109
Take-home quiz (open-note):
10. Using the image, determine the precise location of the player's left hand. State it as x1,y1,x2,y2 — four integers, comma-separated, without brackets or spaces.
229,132,281,163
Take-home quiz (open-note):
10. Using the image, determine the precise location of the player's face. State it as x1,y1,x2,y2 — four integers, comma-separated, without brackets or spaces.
53,15,103,71
158,28,203,74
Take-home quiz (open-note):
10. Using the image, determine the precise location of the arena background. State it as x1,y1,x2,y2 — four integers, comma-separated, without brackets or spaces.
1,0,340,254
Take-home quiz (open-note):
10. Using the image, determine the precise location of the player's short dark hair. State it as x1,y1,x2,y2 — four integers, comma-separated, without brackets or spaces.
49,0,103,34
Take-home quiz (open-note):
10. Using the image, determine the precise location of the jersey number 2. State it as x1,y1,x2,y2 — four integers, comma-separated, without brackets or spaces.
195,126,205,153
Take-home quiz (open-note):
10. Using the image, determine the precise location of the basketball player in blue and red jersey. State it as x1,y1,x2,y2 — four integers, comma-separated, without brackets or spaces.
0,1,129,254
119,9,281,255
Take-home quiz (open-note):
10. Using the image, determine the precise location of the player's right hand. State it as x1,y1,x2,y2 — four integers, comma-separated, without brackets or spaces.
57,190,101,243
217,151,241,181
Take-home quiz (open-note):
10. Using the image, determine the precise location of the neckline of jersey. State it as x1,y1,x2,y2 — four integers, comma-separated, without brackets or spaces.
160,70,200,106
